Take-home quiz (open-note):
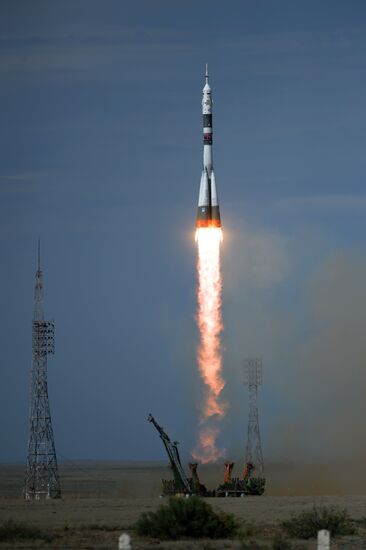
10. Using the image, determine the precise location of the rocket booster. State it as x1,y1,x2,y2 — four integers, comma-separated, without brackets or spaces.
196,65,221,229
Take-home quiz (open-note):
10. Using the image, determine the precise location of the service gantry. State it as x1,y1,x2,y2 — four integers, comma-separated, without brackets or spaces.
148,414,191,494
24,241,61,499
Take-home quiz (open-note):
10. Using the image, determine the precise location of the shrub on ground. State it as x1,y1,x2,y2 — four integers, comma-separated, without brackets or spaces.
240,535,304,549
271,533,303,549
135,496,238,540
239,540,268,549
0,520,55,542
282,506,356,539
239,520,259,538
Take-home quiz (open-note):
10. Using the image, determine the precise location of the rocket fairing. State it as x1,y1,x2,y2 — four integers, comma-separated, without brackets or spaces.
196,65,221,229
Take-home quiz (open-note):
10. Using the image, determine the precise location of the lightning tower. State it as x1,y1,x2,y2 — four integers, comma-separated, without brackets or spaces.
24,241,61,500
244,359,264,474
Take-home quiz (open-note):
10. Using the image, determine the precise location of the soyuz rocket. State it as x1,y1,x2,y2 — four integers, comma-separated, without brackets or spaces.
196,65,221,229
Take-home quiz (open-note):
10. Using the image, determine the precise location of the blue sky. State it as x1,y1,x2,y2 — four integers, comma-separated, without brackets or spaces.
1,0,366,463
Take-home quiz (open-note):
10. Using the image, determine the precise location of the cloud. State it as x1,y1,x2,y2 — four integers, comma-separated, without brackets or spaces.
277,194,366,213
2,22,364,82
223,28,357,55
0,26,197,80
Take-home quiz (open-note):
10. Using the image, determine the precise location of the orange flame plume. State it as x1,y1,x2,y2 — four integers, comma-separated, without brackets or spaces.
192,227,226,463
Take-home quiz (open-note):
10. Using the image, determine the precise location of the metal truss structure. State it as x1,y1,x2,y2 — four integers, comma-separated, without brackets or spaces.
24,242,61,499
244,358,264,474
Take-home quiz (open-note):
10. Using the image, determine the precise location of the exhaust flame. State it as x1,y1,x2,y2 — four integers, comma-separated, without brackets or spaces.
192,227,226,463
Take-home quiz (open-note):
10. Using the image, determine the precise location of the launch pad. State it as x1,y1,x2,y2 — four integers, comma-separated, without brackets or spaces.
147,72,266,499
148,414,265,497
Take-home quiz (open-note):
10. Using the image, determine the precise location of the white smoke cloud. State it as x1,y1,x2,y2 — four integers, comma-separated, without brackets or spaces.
219,220,366,472
223,223,289,293
285,252,366,461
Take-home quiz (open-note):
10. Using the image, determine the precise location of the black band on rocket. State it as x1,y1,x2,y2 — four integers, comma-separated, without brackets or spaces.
203,114,212,128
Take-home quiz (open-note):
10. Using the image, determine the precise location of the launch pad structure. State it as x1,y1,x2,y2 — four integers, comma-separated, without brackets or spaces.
147,359,266,497
148,414,265,497
24,241,61,500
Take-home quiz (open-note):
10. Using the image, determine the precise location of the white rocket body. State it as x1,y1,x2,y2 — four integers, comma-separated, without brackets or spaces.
196,66,221,228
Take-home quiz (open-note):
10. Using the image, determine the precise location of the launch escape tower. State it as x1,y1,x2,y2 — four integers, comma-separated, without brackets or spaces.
24,241,61,500
244,359,264,475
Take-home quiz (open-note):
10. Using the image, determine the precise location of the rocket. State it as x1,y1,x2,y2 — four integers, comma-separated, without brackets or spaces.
196,65,221,229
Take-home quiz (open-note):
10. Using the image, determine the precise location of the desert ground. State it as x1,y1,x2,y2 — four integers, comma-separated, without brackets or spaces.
1,462,366,549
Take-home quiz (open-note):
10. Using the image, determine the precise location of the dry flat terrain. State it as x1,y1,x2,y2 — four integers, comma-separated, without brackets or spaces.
0,462,366,549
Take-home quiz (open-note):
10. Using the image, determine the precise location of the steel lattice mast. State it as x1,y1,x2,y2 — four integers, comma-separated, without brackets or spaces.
24,240,61,500
244,359,264,474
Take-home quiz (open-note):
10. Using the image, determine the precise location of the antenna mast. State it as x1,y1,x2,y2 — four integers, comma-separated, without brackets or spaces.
24,241,61,499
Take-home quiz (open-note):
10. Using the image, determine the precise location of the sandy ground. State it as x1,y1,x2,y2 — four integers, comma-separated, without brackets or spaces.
0,463,366,549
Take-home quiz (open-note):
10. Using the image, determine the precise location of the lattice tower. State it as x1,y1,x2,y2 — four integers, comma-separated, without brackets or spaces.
244,358,264,474
24,241,61,499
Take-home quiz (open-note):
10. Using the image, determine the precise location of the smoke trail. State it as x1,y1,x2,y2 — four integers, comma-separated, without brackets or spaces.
192,227,226,463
